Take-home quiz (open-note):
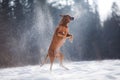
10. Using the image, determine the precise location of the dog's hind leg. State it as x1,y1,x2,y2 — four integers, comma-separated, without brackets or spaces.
40,54,48,67
58,52,69,70
49,56,55,71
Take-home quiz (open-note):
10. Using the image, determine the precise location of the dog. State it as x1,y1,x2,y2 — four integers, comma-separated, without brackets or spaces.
40,15,74,71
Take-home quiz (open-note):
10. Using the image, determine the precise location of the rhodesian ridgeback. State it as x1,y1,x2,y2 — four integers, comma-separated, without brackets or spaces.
41,15,74,71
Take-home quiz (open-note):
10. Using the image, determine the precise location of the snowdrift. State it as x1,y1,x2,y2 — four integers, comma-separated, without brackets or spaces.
0,60,120,80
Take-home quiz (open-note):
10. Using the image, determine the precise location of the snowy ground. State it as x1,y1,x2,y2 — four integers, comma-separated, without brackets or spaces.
0,60,120,80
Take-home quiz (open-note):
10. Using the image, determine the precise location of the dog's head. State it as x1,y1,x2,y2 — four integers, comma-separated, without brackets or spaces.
60,15,74,23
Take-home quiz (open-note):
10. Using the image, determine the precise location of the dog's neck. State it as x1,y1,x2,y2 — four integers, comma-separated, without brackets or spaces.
59,24,68,28
59,20,69,28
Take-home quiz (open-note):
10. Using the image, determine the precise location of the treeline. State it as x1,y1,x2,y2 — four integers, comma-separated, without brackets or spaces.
0,0,120,68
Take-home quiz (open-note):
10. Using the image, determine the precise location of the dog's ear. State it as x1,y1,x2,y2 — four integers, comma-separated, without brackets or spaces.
60,15,64,17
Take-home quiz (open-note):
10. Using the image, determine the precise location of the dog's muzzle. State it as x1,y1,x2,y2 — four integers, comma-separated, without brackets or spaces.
70,17,74,20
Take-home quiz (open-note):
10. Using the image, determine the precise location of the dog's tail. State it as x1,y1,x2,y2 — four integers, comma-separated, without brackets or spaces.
40,54,48,67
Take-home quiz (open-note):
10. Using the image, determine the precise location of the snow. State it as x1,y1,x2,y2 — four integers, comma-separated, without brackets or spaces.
0,60,120,80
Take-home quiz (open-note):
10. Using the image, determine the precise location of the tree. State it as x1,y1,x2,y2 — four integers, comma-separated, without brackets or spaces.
103,2,120,59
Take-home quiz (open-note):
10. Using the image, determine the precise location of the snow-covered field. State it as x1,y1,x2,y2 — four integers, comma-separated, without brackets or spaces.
0,60,120,80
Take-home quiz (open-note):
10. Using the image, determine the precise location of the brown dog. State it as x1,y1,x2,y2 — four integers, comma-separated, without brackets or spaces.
41,15,74,70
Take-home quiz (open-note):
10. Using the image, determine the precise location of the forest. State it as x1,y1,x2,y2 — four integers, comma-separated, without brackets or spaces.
0,0,120,68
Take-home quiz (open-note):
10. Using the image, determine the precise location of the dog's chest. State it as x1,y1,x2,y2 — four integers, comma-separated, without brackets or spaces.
49,26,68,50
58,27,68,35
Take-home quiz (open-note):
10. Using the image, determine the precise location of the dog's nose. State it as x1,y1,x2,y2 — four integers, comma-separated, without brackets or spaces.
70,17,74,20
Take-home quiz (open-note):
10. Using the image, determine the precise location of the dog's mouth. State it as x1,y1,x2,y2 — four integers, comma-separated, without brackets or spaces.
70,17,74,20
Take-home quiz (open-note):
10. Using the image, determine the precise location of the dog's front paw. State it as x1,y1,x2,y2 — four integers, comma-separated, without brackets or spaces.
69,35,73,43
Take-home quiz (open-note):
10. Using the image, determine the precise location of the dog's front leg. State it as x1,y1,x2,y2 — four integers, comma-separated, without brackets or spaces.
57,31,67,38
67,33,73,42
